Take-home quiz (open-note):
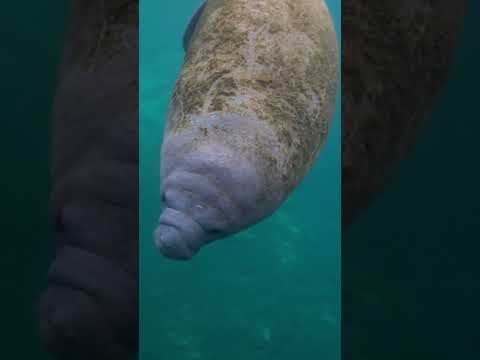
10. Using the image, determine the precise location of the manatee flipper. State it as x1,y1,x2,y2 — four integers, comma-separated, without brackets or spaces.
183,1,207,52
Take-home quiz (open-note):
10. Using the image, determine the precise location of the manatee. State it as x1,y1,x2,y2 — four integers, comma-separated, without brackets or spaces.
342,0,466,228
156,0,339,260
342,1,466,354
37,1,138,359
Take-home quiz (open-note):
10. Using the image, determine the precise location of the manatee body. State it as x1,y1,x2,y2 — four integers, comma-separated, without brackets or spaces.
342,1,466,354
156,0,338,260
342,0,466,227
38,1,138,359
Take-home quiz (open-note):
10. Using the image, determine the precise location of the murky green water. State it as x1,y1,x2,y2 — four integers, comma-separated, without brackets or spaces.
140,1,341,359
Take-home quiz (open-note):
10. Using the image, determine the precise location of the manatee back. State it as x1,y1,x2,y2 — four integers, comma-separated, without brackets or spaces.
342,0,466,227
170,0,338,192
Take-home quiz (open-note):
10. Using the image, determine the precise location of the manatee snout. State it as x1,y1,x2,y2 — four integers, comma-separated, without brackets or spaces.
38,201,138,359
156,128,264,260
38,286,115,359
155,170,233,260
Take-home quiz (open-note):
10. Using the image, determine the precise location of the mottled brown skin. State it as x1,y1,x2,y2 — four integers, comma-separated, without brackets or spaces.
38,1,138,359
169,0,338,193
342,0,466,228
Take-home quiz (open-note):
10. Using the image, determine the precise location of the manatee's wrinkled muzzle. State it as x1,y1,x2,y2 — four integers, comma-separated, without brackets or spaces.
38,244,137,360
156,207,207,260
38,201,138,360
156,119,272,261
155,168,230,260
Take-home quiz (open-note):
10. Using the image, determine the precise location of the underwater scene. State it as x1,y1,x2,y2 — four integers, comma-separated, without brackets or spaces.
140,1,341,359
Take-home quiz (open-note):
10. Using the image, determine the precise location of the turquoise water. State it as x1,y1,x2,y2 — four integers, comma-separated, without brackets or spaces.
140,1,341,359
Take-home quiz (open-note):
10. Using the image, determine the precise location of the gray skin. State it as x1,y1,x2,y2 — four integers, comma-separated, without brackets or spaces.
156,0,339,260
37,1,138,359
